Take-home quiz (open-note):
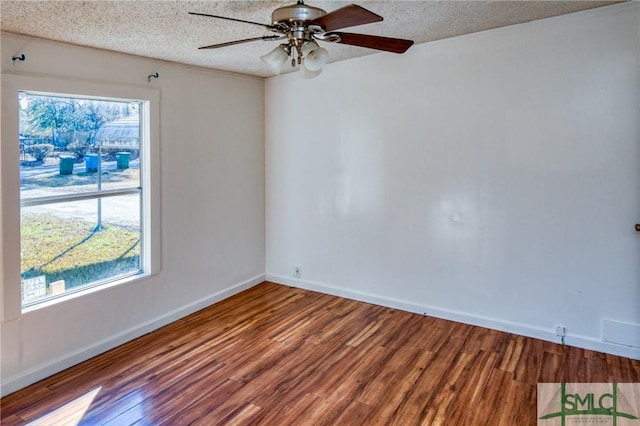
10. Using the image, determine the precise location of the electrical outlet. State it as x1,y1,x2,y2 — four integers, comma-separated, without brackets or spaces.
555,326,566,337
294,265,301,278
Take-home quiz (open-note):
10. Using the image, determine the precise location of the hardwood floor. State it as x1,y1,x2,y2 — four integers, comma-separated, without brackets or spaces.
2,282,639,425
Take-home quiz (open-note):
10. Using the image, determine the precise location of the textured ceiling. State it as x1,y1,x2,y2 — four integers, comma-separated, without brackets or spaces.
0,0,623,78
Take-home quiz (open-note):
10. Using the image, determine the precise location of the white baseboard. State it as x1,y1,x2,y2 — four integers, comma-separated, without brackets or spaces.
0,274,265,397
603,319,640,348
267,274,640,361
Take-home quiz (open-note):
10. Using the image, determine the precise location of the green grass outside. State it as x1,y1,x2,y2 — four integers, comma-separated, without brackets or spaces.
21,213,140,292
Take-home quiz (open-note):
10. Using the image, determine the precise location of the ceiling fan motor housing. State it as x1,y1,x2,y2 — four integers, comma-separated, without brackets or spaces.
271,3,326,25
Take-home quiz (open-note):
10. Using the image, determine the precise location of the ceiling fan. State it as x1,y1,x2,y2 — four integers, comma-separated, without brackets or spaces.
190,1,414,78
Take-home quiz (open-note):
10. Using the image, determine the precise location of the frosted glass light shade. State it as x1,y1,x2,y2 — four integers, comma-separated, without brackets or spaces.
301,41,328,72
300,61,322,79
261,46,289,75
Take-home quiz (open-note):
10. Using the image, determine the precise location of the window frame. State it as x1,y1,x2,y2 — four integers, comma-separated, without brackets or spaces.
1,74,161,319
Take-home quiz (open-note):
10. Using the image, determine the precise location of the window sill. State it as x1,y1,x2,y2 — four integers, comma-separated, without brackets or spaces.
21,271,151,315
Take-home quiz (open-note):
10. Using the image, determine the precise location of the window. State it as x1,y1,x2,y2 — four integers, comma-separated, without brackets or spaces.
19,93,146,307
1,75,160,316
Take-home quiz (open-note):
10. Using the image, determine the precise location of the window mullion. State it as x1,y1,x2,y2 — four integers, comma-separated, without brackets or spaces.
21,187,141,208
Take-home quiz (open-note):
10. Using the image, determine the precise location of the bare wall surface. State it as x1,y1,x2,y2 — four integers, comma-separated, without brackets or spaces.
266,3,640,358
0,33,266,395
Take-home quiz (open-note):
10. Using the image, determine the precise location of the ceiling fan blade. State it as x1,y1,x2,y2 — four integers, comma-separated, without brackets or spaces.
199,35,282,50
330,32,414,54
310,4,382,32
189,12,277,31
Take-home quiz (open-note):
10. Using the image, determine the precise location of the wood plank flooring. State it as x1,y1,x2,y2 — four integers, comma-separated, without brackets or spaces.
1,282,639,425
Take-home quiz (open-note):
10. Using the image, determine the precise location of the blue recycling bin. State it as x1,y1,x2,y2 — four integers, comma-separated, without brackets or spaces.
85,153,99,172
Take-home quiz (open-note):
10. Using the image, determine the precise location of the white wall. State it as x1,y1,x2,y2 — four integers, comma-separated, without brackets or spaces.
266,3,640,358
1,33,266,395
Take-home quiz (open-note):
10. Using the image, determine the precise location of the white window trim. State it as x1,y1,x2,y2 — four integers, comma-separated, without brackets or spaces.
1,73,161,320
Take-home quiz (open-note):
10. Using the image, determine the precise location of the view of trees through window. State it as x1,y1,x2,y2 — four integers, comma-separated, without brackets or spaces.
19,92,144,306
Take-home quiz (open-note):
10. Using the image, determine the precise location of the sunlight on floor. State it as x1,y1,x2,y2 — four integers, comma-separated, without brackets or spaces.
26,387,101,426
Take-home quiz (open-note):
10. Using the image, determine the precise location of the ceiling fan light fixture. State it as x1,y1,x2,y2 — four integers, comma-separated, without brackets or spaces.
192,2,415,78
261,44,291,75
300,61,322,79
301,41,328,72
